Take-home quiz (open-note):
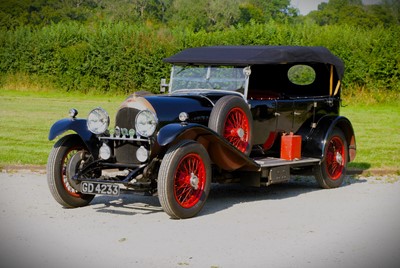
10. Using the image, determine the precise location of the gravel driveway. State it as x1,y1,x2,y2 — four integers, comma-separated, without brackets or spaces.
1,170,399,268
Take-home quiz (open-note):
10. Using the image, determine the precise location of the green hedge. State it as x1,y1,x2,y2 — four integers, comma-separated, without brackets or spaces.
1,21,399,94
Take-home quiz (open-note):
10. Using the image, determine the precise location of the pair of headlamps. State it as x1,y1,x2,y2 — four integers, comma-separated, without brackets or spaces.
87,107,157,137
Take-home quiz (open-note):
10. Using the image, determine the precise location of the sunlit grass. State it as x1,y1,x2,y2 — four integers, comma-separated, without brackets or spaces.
0,89,122,166
341,103,400,171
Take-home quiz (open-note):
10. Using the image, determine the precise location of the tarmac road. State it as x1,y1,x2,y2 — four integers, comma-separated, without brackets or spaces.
1,170,399,268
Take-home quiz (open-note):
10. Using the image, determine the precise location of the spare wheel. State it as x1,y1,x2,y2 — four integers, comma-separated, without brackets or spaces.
208,95,253,155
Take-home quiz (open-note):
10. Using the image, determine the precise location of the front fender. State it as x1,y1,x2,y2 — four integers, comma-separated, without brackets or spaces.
48,118,99,155
157,123,197,147
49,118,92,141
157,123,259,171
303,116,356,162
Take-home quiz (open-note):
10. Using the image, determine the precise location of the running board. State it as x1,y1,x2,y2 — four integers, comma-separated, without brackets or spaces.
240,157,320,187
255,157,320,168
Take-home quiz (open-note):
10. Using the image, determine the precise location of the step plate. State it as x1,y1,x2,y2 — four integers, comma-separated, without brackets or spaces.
255,157,320,168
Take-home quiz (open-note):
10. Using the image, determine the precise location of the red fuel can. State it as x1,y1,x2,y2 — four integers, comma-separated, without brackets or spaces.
280,132,302,160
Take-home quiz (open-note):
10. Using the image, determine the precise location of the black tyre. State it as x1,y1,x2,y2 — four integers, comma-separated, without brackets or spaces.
47,134,95,208
314,128,348,189
158,140,211,219
208,95,253,155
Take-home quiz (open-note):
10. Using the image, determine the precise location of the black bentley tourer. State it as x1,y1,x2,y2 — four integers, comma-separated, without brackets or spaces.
47,46,356,218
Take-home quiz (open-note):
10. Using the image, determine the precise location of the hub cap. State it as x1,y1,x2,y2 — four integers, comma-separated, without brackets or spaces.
190,173,200,190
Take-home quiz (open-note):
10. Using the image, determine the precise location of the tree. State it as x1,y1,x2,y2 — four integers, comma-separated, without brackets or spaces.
238,3,264,24
167,0,297,31
379,0,400,25
307,0,393,28
167,0,242,31
0,0,99,28
0,0,300,30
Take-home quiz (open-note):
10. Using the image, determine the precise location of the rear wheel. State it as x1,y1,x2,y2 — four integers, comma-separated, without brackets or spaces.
47,134,95,207
208,95,253,155
314,128,348,189
158,140,211,219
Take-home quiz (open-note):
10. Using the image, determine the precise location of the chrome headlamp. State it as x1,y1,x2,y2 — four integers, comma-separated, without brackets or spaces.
87,107,110,134
135,110,158,137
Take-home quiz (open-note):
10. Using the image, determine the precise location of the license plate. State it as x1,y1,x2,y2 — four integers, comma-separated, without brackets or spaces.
80,181,120,196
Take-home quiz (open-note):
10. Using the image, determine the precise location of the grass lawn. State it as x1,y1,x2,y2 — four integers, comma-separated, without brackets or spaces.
0,89,122,167
0,89,399,174
341,103,400,173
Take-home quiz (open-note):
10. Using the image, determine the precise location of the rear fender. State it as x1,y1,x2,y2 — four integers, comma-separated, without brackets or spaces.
157,123,259,171
48,118,99,155
302,116,356,162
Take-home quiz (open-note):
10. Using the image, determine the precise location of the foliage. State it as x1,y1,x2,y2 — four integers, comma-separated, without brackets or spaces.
1,0,399,30
0,0,399,97
0,0,98,29
1,21,399,96
0,22,178,93
166,0,243,31
308,0,400,27
0,0,298,30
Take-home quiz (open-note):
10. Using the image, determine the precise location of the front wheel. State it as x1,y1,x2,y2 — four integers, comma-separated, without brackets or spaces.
314,128,348,189
47,134,95,208
158,140,211,219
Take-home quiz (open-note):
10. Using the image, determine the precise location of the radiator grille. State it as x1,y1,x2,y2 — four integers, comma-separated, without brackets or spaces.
114,107,140,164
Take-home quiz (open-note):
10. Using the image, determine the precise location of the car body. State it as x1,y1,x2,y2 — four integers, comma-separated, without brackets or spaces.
47,46,356,219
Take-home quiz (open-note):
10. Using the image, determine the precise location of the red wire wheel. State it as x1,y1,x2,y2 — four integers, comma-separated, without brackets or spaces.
209,95,253,155
315,128,348,189
222,107,251,153
158,140,211,219
61,147,83,198
325,136,346,180
47,134,94,208
173,153,207,208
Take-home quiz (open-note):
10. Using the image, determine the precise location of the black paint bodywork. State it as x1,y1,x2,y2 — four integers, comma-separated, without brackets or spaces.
48,45,356,192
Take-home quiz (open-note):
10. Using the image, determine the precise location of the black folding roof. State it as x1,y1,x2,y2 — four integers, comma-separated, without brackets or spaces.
164,46,344,79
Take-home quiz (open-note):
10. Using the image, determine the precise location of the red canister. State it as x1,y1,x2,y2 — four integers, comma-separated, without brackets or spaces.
281,132,302,160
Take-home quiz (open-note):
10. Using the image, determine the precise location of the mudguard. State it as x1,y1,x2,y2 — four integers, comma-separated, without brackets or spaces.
48,118,99,155
157,123,259,171
301,116,356,162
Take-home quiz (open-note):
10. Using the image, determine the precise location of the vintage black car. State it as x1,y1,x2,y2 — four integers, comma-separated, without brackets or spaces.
47,46,356,219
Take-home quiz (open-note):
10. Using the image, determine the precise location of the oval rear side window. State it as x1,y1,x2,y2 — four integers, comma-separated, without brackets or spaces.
288,65,316,86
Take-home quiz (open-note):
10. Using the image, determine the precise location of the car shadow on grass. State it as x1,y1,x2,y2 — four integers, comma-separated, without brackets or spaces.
88,175,366,218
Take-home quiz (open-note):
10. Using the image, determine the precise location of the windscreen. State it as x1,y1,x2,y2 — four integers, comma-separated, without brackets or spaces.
170,66,248,94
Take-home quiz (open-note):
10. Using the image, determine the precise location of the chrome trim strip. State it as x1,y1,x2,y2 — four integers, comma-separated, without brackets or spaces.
98,136,149,142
